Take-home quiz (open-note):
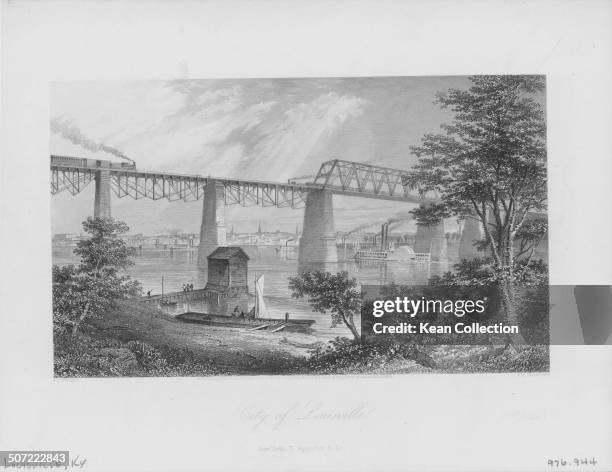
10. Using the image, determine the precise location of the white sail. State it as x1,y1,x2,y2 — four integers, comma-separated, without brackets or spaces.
254,274,268,318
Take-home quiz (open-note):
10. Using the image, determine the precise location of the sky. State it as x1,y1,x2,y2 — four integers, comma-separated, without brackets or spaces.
50,76,473,235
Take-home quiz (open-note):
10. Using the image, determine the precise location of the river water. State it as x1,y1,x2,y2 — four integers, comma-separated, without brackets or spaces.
52,245,450,339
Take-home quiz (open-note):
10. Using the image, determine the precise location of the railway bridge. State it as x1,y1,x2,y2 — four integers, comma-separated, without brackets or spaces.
49,155,478,264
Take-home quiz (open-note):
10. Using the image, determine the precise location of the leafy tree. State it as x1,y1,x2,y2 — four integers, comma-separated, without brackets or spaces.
289,271,361,341
430,257,548,288
53,217,141,336
74,218,136,274
407,76,547,336
514,216,548,262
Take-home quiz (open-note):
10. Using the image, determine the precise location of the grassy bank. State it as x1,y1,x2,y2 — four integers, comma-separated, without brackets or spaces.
54,301,548,377
54,301,312,376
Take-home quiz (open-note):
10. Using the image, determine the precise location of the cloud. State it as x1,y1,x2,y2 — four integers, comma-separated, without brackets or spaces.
110,84,278,175
51,80,367,179
238,92,368,181
49,80,380,234
132,86,368,181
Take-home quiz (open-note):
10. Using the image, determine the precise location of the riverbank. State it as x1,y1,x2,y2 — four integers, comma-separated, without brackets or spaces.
53,301,548,377
55,301,328,376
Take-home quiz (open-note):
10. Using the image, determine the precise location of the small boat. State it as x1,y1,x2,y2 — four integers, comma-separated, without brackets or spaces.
159,299,178,306
176,312,315,329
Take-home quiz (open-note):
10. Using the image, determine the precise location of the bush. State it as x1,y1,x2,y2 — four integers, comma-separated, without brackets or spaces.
54,329,219,377
303,337,436,374
451,345,549,373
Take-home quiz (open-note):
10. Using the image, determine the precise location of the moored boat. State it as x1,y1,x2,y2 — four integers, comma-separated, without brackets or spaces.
176,312,315,329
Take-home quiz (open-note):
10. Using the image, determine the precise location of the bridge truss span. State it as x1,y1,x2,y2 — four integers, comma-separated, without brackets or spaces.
312,159,431,204
112,172,205,202
110,173,311,207
219,179,309,208
51,155,437,207
50,166,96,195
50,162,311,209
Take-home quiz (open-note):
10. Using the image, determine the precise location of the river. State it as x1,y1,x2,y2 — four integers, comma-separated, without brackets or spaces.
52,245,450,339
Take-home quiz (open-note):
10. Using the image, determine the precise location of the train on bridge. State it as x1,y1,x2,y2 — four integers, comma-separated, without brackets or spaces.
51,154,136,170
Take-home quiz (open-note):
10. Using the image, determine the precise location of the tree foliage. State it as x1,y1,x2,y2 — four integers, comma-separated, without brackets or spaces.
288,271,361,341
429,257,549,288
74,218,135,276
53,217,141,336
407,75,547,274
406,76,548,340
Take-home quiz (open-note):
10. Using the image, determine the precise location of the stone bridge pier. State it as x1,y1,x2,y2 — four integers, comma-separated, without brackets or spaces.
414,205,447,262
94,169,111,218
298,189,338,264
198,181,227,267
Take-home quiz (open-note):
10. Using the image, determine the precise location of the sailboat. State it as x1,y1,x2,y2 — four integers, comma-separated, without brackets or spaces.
251,274,268,318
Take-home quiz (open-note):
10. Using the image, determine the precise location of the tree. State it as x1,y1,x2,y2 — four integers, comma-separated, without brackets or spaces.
407,76,547,338
53,217,141,336
289,271,361,342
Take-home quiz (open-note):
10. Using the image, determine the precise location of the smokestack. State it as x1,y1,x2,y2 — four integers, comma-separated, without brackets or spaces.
381,223,389,250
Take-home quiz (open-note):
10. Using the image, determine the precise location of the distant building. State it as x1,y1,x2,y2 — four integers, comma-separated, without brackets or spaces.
52,233,85,246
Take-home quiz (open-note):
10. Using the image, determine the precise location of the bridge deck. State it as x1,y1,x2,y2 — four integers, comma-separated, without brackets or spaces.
50,155,436,205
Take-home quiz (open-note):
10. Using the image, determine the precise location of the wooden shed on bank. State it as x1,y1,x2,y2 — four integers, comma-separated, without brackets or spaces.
203,246,250,315
205,246,250,295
